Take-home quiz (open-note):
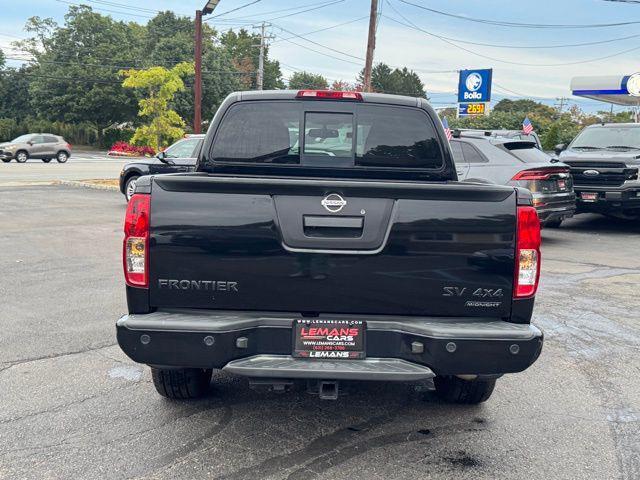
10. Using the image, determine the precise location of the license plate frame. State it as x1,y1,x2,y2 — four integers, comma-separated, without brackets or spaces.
293,319,366,360
580,192,598,202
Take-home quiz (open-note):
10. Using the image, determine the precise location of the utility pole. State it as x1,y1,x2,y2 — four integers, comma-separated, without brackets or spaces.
363,0,378,92
255,22,273,90
554,96,569,116
194,10,203,133
194,1,221,133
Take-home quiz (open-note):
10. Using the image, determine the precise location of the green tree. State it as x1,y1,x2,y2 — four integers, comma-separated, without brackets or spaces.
0,66,32,119
358,63,426,97
18,6,142,144
120,62,194,150
220,29,284,90
288,71,328,90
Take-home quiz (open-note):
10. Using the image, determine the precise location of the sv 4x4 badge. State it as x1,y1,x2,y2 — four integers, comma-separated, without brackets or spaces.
443,286,503,307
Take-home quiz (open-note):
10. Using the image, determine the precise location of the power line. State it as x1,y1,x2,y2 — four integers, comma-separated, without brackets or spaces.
74,0,169,15
264,0,345,22
273,24,364,61
271,16,369,43
384,3,640,67
217,0,338,21
206,0,262,21
274,35,363,66
54,0,156,19
380,13,640,50
218,0,344,23
399,0,640,29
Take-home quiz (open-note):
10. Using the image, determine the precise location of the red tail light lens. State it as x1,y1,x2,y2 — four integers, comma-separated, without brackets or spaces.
296,90,363,101
511,167,569,181
123,194,150,288
514,206,541,298
66,143,72,150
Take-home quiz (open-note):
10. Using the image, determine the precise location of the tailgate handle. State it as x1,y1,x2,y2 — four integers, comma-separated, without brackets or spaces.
303,216,363,229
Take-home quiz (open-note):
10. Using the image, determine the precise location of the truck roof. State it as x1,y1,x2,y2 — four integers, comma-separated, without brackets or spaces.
233,89,426,108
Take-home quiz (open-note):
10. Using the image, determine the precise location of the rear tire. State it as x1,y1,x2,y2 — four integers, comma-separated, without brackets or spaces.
15,151,28,163
434,376,496,404
151,367,212,400
56,151,69,163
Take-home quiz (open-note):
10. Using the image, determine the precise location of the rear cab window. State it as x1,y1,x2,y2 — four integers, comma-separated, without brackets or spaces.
205,100,447,179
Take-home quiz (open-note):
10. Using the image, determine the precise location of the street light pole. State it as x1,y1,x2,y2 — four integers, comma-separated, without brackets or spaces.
194,1,221,134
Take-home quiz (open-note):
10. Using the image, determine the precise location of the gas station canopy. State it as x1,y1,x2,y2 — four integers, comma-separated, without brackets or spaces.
571,73,640,106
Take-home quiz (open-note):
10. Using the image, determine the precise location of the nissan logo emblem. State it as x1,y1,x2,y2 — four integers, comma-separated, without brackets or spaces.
583,169,600,176
321,193,347,213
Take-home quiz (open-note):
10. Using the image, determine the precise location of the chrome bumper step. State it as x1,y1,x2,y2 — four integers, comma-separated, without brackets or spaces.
223,355,435,381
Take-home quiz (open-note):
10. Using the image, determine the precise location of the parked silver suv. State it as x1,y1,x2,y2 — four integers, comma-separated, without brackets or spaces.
0,133,72,163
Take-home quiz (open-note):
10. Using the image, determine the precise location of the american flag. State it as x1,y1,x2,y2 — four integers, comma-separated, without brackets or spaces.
522,117,534,135
442,117,452,141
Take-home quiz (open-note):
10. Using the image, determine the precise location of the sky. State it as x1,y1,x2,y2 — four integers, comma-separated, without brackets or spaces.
2,0,640,112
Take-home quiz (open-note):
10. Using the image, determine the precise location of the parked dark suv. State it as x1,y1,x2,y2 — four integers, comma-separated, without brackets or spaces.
451,132,575,227
119,134,204,201
557,123,640,219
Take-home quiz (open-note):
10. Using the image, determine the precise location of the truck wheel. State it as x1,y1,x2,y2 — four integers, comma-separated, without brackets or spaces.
434,375,496,404
151,367,212,399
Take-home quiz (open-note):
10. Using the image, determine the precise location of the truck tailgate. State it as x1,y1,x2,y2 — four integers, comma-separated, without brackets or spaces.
148,175,517,318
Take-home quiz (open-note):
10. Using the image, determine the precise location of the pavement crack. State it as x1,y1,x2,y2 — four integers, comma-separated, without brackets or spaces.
0,342,118,374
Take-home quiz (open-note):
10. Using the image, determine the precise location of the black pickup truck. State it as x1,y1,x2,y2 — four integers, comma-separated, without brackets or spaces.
557,123,640,219
117,90,543,403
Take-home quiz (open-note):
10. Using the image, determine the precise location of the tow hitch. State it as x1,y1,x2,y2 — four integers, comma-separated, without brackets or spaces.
307,380,340,400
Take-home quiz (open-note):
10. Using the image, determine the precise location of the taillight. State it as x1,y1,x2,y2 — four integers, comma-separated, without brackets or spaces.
66,143,72,150
514,206,541,299
511,167,569,180
123,194,150,288
296,90,363,101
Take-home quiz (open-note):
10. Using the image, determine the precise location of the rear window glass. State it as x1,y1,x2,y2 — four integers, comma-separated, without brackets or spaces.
303,112,353,157
211,102,300,164
450,141,464,163
165,138,201,158
355,105,442,168
503,143,552,163
461,143,486,163
210,101,443,169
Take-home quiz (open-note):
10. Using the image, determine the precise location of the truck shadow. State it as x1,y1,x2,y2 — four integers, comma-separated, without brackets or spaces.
141,372,488,479
559,213,640,234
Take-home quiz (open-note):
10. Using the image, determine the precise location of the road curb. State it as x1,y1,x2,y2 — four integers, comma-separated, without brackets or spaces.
54,180,119,192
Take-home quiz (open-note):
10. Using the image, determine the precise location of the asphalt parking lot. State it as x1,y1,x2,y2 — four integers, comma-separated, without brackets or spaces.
0,181,639,480
0,151,130,186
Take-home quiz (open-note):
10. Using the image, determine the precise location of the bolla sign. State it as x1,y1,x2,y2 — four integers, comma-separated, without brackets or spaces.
458,69,493,104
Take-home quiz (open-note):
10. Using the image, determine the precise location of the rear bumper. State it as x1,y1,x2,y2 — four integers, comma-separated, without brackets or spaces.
116,310,543,378
534,193,576,224
574,183,640,213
